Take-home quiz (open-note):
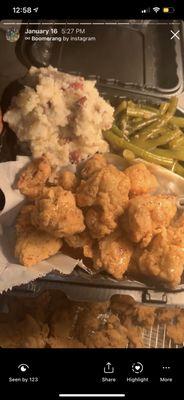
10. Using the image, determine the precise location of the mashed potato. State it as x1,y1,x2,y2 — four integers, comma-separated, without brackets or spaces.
4,66,114,167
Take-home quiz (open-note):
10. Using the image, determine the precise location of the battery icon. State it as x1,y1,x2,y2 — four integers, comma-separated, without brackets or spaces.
163,7,175,13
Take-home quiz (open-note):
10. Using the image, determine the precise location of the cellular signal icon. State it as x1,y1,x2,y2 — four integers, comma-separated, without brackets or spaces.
141,8,150,14
153,7,160,13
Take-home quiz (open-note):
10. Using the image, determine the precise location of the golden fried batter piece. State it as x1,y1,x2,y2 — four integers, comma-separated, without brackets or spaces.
111,296,155,328
47,294,85,348
47,337,86,348
85,207,117,239
123,317,143,348
64,231,94,258
121,194,177,247
167,213,184,247
93,231,133,279
166,311,184,344
23,292,51,323
49,308,75,340
138,229,184,287
0,320,20,348
15,229,63,267
124,163,158,197
49,300,75,338
85,314,128,348
126,246,142,278
110,296,151,347
5,291,51,323
156,307,181,324
133,305,156,328
128,215,184,287
76,170,103,208
75,302,108,337
110,296,141,347
31,186,85,238
0,314,49,348
17,155,51,199
80,153,107,179
75,302,128,348
58,170,79,192
15,204,35,235
77,157,130,238
77,162,130,210
18,314,49,348
15,204,63,267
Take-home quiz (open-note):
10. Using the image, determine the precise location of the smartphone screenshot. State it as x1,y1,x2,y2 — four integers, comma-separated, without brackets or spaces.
0,1,183,398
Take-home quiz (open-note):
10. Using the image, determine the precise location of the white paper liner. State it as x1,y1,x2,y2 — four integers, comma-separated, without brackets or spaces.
0,158,82,294
0,225,80,293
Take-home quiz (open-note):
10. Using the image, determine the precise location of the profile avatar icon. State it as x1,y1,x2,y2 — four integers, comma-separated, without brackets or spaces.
6,27,20,42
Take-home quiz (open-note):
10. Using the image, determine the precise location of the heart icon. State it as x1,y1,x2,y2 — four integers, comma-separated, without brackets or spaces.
132,362,143,373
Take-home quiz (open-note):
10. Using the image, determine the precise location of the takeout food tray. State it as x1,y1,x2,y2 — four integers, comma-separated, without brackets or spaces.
1,88,184,304
1,20,184,304
6,268,184,307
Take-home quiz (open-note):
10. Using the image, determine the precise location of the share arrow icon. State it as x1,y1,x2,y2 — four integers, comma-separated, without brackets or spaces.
104,362,115,374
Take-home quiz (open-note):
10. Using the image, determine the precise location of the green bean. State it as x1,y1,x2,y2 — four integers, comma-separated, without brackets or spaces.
140,104,159,113
174,162,184,177
131,101,171,118
145,109,184,128
114,100,127,117
152,147,184,161
159,102,169,115
127,102,168,128
171,116,184,128
138,97,178,141
168,125,184,149
107,96,184,177
119,117,129,132
123,149,135,161
140,124,163,141
127,117,144,134
131,117,143,125
169,136,184,149
112,124,129,140
132,129,178,150
142,102,169,115
167,96,178,117
127,105,156,119
103,130,174,168
116,113,125,130
129,116,158,135
127,100,136,107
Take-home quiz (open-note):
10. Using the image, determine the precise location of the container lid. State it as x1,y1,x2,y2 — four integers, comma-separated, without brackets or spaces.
17,20,184,98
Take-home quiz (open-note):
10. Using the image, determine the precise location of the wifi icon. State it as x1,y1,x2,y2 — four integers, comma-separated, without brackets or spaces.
153,7,160,13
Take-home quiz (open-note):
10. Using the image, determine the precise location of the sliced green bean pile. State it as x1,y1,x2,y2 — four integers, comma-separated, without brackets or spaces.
103,96,184,177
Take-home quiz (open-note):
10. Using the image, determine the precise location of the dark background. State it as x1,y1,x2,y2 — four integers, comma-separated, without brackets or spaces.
0,348,183,397
0,1,183,20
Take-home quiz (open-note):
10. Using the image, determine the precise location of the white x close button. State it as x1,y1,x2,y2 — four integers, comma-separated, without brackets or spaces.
170,30,180,40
